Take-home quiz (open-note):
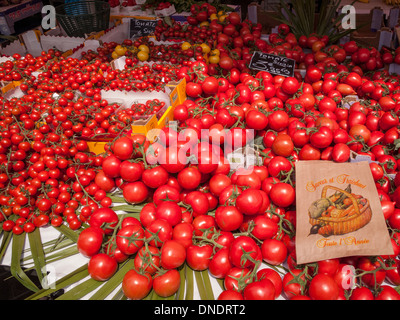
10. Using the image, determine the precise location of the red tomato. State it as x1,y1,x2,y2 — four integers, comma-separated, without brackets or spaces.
250,215,278,240
153,269,181,298
77,226,104,257
177,166,202,190
269,182,295,208
122,269,153,300
95,170,115,192
102,155,121,178
123,181,149,204
208,247,232,279
349,287,374,300
186,244,213,271
317,259,340,276
185,190,210,216
224,267,251,292
261,238,288,265
89,207,119,235
172,222,194,249
160,147,187,173
308,274,340,300
153,185,180,206
332,143,350,162
119,161,143,182
88,253,118,281
234,170,262,190
142,166,169,189
134,245,160,275
243,278,276,300
229,236,262,269
357,257,386,287
215,205,243,231
245,109,269,130
349,124,371,144
111,137,134,160
271,134,294,157
155,201,182,227
116,224,144,255
160,240,186,269
201,76,219,95
145,219,173,247
257,268,283,299
375,285,400,300
209,173,232,197
282,269,306,299
310,126,333,149
218,290,244,300
268,110,289,132
281,77,300,95
235,189,264,215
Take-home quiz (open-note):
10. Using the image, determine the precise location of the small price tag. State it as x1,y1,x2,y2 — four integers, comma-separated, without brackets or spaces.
249,51,295,77
129,18,157,40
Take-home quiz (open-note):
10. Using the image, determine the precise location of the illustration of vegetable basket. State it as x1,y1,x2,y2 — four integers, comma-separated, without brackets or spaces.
308,185,372,237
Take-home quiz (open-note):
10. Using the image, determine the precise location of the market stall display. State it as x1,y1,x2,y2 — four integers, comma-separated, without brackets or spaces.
1,0,400,302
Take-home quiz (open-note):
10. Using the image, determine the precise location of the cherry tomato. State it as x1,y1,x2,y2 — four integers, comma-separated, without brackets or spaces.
153,269,181,298
77,226,104,257
88,253,118,281
122,269,153,300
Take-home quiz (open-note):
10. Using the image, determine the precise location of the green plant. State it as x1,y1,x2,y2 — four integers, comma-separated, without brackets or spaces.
274,0,359,44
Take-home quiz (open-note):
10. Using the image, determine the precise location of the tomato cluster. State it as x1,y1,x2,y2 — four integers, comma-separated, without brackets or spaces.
116,99,166,120
2,7,400,301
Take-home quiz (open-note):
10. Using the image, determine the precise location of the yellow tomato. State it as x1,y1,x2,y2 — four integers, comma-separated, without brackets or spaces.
138,44,149,53
137,50,149,61
200,43,211,54
181,41,191,51
114,45,127,56
209,55,220,64
111,51,120,60
218,14,227,23
199,21,209,27
210,13,218,20
217,10,225,16
211,49,220,56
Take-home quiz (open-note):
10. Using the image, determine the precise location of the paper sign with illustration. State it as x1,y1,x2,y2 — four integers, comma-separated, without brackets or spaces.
295,161,394,265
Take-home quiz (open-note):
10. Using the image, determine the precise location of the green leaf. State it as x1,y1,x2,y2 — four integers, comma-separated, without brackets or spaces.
176,264,186,300
395,285,400,294
216,278,224,291
54,224,79,243
195,270,207,300
111,288,127,300
25,263,89,300
107,195,128,203
111,205,144,214
274,0,358,43
0,231,12,263
41,245,80,265
201,270,214,300
56,276,104,300
27,228,47,285
10,233,40,293
185,264,194,300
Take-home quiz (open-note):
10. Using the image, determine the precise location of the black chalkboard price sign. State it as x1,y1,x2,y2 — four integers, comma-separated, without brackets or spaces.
129,18,157,40
249,51,295,77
